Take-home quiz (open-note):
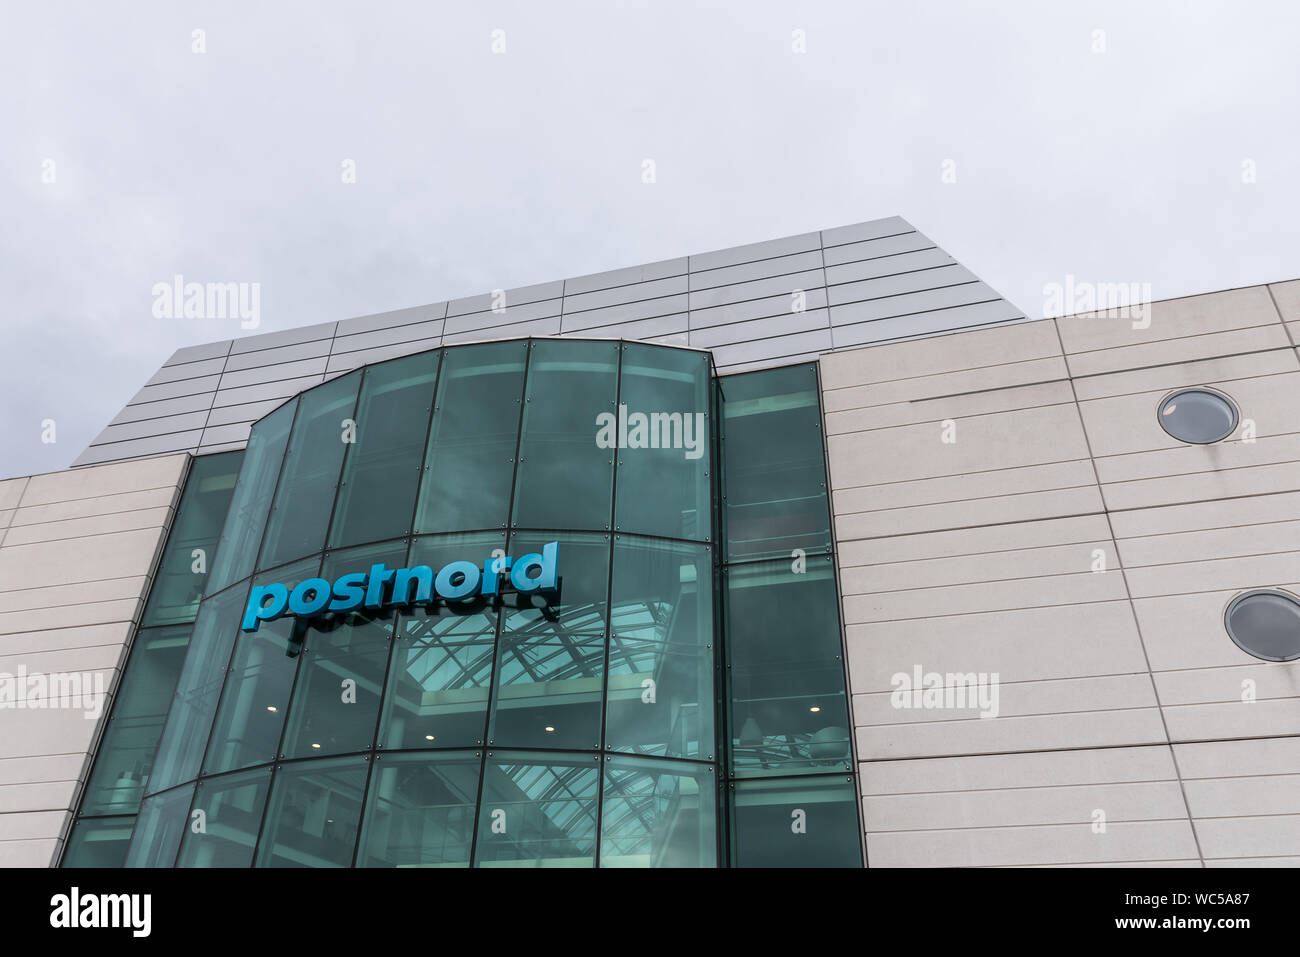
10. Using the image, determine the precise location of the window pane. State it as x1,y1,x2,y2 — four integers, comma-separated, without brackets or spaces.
60,816,134,868
207,399,296,594
614,344,711,541
600,755,716,868
414,341,526,534
475,753,598,867
203,556,320,775
124,783,194,867
280,543,405,759
356,752,480,867
512,339,617,531
143,450,244,626
726,557,852,776
258,371,360,570
731,776,861,868
606,539,714,759
719,363,831,561
329,353,439,549
80,624,191,815
176,767,272,867
378,533,504,751
148,582,250,794
255,755,370,868
500,531,609,636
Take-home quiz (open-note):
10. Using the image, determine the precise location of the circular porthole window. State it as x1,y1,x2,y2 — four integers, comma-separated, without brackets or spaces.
1224,589,1300,662
1158,387,1239,444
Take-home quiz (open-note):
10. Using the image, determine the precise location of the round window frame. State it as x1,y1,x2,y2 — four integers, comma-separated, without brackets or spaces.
1156,386,1240,445
1222,587,1300,663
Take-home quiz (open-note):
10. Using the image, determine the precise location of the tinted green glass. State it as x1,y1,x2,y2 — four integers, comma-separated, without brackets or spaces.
280,542,405,759
731,775,861,867
80,625,191,814
148,582,250,794
258,371,360,570
203,556,320,775
500,531,609,635
377,533,504,751
176,767,272,867
719,363,831,561
511,339,617,531
61,816,134,868
207,399,296,594
606,539,713,759
613,344,711,541
475,752,598,867
725,556,852,776
329,353,439,548
356,752,480,867
600,755,716,867
143,451,244,626
255,755,370,868
124,783,194,867
414,341,526,534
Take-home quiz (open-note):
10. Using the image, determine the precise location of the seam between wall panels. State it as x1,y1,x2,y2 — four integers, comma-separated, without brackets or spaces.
1050,317,1206,868
195,340,236,456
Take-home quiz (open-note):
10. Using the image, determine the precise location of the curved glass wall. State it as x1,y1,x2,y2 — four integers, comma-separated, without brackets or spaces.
124,338,721,867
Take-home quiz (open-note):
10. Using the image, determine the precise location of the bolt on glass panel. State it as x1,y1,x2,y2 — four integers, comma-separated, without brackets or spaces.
124,783,194,867
599,755,716,868
60,816,135,868
255,754,371,868
176,766,273,868
730,775,861,868
355,751,481,868
474,752,599,868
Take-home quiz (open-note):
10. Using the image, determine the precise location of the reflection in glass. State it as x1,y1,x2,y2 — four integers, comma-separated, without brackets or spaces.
731,776,861,867
475,753,598,867
124,783,194,867
176,767,272,867
357,752,480,867
255,756,369,868
600,756,716,867
60,816,135,868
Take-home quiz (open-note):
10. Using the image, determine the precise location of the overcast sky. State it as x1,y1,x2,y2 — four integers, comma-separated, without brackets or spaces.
2,1,1297,480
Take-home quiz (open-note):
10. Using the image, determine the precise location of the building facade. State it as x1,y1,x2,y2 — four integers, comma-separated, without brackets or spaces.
1,217,1297,867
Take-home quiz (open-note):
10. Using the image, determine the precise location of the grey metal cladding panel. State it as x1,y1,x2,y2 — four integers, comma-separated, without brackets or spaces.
708,328,835,369
447,280,564,317
217,356,329,390
567,313,689,342
127,372,222,405
109,391,214,426
210,375,324,409
689,250,825,292
229,321,336,354
442,314,561,345
444,300,562,336
830,300,1025,348
325,339,444,375
828,264,978,308
204,398,287,428
564,258,688,296
560,275,687,313
163,339,234,366
828,282,1003,327
197,421,253,447
823,247,956,287
689,269,826,311
821,231,935,267
78,430,205,464
335,302,447,337
223,336,333,373
690,288,829,331
93,409,212,444
820,216,914,248
688,231,820,272
691,309,830,350
145,356,226,387
194,440,248,455
560,294,688,333
330,318,444,356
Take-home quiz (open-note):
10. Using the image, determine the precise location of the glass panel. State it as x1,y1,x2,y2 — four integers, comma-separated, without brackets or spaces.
176,767,272,867
356,752,480,867
378,533,505,751
613,344,711,541
60,816,134,868
143,450,244,626
123,783,194,867
719,363,831,561
258,371,360,570
606,539,714,759
725,557,852,776
329,353,439,548
203,556,320,775
207,399,296,594
255,755,370,868
280,543,406,759
511,339,618,531
731,776,861,868
600,755,716,868
80,624,192,815
148,582,250,794
414,341,526,535
500,531,609,636
475,753,598,867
